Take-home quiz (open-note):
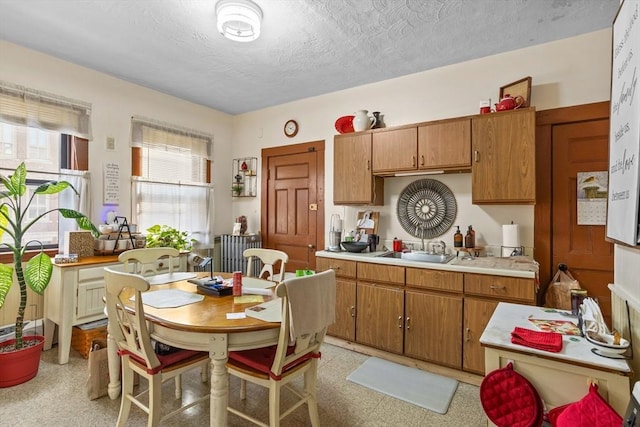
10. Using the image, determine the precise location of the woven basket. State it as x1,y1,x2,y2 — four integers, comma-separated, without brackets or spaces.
71,325,107,359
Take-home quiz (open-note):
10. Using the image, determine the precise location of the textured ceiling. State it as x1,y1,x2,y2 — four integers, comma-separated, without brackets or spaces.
0,0,619,115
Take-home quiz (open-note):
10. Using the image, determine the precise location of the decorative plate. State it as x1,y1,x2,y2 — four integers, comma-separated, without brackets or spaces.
396,179,457,239
335,115,355,134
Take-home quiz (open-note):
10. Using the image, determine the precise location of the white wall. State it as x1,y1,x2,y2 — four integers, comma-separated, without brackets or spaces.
231,29,613,252
0,40,234,239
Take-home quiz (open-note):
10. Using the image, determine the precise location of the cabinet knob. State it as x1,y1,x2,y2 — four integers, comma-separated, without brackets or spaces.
405,316,411,330
412,156,416,167
367,160,370,171
350,306,356,318
489,284,506,290
465,327,471,342
420,155,425,166
308,244,315,250
474,150,479,162
329,266,341,271
397,315,403,328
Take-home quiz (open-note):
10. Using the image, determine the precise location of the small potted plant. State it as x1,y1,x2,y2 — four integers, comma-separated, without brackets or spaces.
0,162,98,387
145,224,195,251
232,184,244,197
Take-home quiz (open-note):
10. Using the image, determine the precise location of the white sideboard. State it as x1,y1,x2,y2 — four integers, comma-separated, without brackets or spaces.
43,256,120,364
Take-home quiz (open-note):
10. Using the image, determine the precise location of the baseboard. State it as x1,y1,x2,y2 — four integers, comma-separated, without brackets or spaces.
324,336,483,387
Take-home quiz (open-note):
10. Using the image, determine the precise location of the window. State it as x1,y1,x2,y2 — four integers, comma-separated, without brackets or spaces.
131,117,213,245
0,81,92,252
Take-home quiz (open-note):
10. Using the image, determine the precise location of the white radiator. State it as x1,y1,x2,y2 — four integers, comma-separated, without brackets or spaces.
221,234,261,274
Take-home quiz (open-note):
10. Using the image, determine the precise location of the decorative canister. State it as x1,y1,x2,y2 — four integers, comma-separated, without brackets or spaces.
353,110,377,132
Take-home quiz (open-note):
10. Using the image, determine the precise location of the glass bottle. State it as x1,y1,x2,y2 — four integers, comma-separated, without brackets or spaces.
454,226,463,248
465,225,475,248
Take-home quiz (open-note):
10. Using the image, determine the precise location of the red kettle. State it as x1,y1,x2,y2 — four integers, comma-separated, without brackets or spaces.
495,94,525,111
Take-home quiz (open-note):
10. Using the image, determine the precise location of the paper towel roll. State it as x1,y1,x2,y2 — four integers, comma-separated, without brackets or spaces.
502,224,520,248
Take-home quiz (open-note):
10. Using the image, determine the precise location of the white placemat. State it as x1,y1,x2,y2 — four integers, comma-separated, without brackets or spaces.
146,272,197,285
132,289,204,308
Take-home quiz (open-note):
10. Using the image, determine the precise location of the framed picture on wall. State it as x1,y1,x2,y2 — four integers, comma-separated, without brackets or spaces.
606,0,640,246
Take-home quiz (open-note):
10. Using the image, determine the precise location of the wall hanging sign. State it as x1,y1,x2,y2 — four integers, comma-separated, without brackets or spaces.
103,162,120,205
607,0,640,245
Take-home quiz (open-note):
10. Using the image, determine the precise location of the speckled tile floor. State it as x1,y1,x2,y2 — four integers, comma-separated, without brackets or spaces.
0,343,487,426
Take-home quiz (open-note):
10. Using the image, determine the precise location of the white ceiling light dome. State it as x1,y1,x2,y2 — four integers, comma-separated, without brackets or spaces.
216,0,263,42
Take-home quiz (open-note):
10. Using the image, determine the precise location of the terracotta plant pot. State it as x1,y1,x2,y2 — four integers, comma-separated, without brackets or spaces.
0,335,45,387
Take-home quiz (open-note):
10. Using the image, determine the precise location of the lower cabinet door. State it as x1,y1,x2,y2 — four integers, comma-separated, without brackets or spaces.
463,297,499,374
355,282,404,354
405,289,462,369
327,278,356,341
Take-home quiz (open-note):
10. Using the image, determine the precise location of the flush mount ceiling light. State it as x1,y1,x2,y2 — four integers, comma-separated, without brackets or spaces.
216,0,263,42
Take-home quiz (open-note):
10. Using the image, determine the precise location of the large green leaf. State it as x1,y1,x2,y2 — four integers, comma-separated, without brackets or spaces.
0,205,8,241
59,208,99,236
9,162,27,196
24,253,53,295
35,180,78,196
0,263,14,308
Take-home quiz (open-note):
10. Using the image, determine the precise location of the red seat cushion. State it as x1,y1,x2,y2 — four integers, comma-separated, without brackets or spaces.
228,345,319,380
118,348,207,375
480,362,543,427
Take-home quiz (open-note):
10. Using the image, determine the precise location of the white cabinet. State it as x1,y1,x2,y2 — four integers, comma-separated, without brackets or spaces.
44,256,119,364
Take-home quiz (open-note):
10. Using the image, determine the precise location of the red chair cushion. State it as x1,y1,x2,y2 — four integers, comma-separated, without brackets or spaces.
228,345,319,380
553,384,622,427
480,362,543,427
118,348,207,374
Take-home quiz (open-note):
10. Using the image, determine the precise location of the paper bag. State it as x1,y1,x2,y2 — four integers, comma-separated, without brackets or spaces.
86,339,110,400
544,266,581,310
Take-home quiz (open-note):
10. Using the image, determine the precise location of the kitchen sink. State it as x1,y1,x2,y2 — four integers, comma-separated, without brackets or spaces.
377,251,456,264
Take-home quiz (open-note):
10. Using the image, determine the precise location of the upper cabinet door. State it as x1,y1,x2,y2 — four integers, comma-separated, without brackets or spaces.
471,108,536,204
418,118,471,171
372,127,418,173
333,133,383,205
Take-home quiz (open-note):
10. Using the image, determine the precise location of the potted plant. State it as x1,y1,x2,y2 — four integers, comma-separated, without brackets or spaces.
232,184,244,197
145,224,195,251
0,162,98,387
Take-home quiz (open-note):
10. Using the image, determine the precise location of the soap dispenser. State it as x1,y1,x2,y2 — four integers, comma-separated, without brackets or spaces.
454,226,463,248
465,225,475,248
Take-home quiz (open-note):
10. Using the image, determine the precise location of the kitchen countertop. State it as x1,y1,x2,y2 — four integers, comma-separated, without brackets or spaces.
315,250,538,279
480,302,630,373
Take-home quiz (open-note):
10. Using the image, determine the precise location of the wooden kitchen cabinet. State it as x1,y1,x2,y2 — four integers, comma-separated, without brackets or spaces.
463,297,499,374
355,262,405,354
405,268,463,368
405,289,462,369
333,133,383,205
356,281,404,354
471,108,535,204
316,257,357,341
371,126,418,173
417,118,471,171
463,273,536,374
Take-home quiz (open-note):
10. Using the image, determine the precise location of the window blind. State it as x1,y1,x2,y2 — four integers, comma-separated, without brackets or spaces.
131,116,212,184
0,81,92,139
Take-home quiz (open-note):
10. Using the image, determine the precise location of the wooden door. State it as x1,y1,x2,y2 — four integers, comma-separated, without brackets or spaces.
261,141,324,272
355,282,404,354
463,297,498,374
551,119,614,322
405,289,462,369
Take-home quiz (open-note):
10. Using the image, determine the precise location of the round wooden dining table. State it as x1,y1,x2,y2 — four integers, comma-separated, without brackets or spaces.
106,272,280,427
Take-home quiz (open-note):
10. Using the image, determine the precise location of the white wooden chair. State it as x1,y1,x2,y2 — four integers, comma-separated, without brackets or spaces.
243,248,289,282
226,269,336,426
103,267,210,427
118,247,180,276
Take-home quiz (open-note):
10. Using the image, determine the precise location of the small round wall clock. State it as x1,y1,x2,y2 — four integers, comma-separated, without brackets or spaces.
284,119,298,138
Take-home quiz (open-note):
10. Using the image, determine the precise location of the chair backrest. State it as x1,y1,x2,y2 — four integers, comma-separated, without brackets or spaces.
270,269,336,376
103,266,161,370
118,247,180,276
243,248,288,281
